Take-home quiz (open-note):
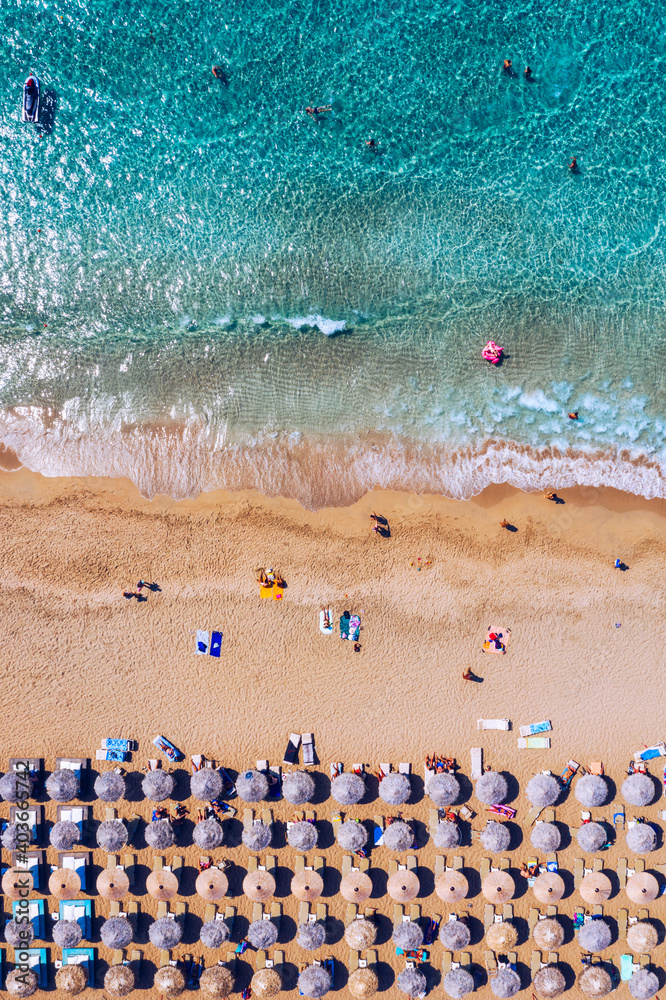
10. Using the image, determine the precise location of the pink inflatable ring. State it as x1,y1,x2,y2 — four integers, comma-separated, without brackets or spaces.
482,340,503,363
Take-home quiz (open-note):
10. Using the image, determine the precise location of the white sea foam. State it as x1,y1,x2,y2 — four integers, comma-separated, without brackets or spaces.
283,315,347,336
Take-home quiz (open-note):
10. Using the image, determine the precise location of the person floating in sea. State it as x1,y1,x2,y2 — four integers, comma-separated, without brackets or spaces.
305,105,331,118
524,65,532,79
366,138,377,151
568,411,578,419
569,156,578,172
212,65,229,84
503,59,512,72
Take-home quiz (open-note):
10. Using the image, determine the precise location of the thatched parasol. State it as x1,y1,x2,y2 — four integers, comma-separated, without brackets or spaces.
2,822,30,851
476,771,508,805
5,970,38,997
49,867,81,898
491,969,521,998
101,916,133,949
0,771,34,802
289,821,319,851
97,819,128,851
104,965,135,997
387,870,419,902
298,966,331,999
578,966,612,997
145,818,176,849
94,771,126,803
331,772,365,805
153,965,185,997
427,772,460,807
348,968,378,999
340,872,373,903
627,872,659,903
626,825,657,854
526,774,560,808
142,768,174,802
575,775,609,807
531,822,561,852
345,918,377,950
191,769,223,801
533,872,565,903
337,821,368,851
200,919,231,948
443,969,474,999
55,964,87,994
577,822,607,853
629,970,659,1000
146,869,179,900
579,872,612,904
252,968,283,998
383,821,414,852
97,867,130,900
397,968,428,997
236,770,269,802
5,919,35,946
2,868,34,899
46,769,79,803
194,818,224,850
578,919,611,952
243,821,273,851
482,871,515,902
196,868,229,901
53,919,82,948
622,773,656,807
200,965,235,999
486,920,518,951
247,920,279,949
379,773,411,805
283,771,316,805
627,922,659,953
149,916,183,949
50,820,80,850
392,922,424,951
480,821,511,853
433,821,461,849
243,869,276,901
533,918,564,950
298,921,326,950
533,965,566,998
292,870,324,901
439,919,471,951
154,966,186,997
435,870,468,902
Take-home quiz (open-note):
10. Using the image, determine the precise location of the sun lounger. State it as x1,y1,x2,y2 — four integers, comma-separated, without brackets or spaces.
471,748,483,780
320,610,333,634
270,902,282,932
633,743,666,762
24,948,47,988
407,856,417,871
97,748,129,762
453,856,463,871
195,629,209,654
485,950,497,972
531,951,542,979
317,903,327,922
373,815,384,846
102,739,136,753
559,760,579,787
593,904,604,917
410,904,421,922
302,734,315,766
620,955,635,982
638,908,649,921
528,909,539,934
525,806,543,826
519,721,552,738
13,899,45,940
478,719,511,731
389,860,398,876
442,952,452,974
518,737,551,748
208,630,222,657
59,852,88,891
342,855,353,877
480,858,491,880
484,905,495,931
62,948,94,986
152,736,183,762
546,905,557,917
435,855,446,878
224,906,236,932
299,902,310,925
314,856,324,873
393,906,404,928
346,904,358,926
503,904,513,920
460,952,471,968
12,850,43,890
252,902,264,922
574,859,584,887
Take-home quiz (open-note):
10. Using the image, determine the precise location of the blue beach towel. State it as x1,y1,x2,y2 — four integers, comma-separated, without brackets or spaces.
210,630,222,657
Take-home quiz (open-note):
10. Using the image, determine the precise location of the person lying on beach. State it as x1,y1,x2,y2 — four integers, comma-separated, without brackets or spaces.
257,569,269,585
545,492,558,501
321,607,331,629
274,571,285,587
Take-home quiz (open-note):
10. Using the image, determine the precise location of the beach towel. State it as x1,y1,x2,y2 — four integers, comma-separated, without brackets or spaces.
196,630,209,654
320,609,333,634
273,583,284,601
348,615,361,641
260,584,273,599
339,614,349,639
210,630,222,657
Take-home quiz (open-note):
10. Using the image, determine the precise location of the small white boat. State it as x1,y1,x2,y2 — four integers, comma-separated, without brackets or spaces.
23,74,40,123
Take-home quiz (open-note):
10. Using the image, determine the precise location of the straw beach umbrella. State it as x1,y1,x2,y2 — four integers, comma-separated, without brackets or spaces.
482,871,515,902
433,821,460,848
526,774,560,808
579,872,612,904
147,869,179,900
154,966,186,997
200,919,230,948
292,870,324,901
439,919,471,951
236,770,269,802
5,919,35,946
531,822,561,852
533,966,566,999
200,966,235,998
0,771,34,802
397,969,427,997
627,922,659,953
379,773,410,805
289,821,318,851
49,867,80,898
53,919,82,948
97,819,128,851
243,821,272,851
533,918,564,950
348,968,378,999
247,920,279,949
298,966,331,998
97,867,130,900
577,822,607,852
476,771,508,805
55,964,87,994
331,772,365,805
436,870,468,902
194,817,224,849
243,870,276,901
533,872,565,903
46,769,78,802
427,773,460,806
480,821,511,852
298,921,326,950
101,916,133,949
50,820,80,850
105,965,135,997
627,873,659,904
2,868,33,899
142,769,174,802
345,919,377,950
337,821,368,851
393,922,424,951
622,773,656,807
340,871,372,902
191,769,223,801
149,916,183,949
443,969,474,998
578,966,612,997
486,921,518,951
629,970,659,1000
576,775,609,807
2,822,30,850
578,919,612,952
5,970,38,997
491,969,521,998
626,824,657,853
387,870,419,902
94,771,126,802
283,771,315,805
196,868,229,901
145,818,176,848
383,821,414,852
252,968,282,998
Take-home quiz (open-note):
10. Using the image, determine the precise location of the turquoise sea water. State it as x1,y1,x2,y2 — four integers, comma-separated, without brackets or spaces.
1,0,665,504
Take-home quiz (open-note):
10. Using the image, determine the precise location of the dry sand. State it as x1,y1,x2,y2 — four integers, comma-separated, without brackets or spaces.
0,468,665,998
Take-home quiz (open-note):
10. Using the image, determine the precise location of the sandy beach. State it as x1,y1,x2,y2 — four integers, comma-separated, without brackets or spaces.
1,468,665,997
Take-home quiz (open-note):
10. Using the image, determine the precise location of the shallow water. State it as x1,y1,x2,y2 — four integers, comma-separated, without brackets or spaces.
1,0,665,503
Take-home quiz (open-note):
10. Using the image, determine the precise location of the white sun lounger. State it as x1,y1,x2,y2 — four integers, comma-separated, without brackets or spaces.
471,748,483,780
518,737,551,749
477,720,511,731
302,734,315,766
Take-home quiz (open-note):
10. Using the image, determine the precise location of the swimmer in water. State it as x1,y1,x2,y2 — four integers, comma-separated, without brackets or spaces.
524,65,532,79
212,66,229,84
569,157,578,171
366,138,377,151
305,105,332,118
568,411,578,420
503,59,512,72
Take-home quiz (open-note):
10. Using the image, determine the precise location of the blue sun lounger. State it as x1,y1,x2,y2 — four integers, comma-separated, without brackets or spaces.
62,948,94,984
210,630,222,657
13,899,45,939
60,899,92,940
24,949,47,988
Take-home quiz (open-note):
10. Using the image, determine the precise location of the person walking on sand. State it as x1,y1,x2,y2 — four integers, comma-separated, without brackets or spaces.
462,669,474,681
500,519,510,529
